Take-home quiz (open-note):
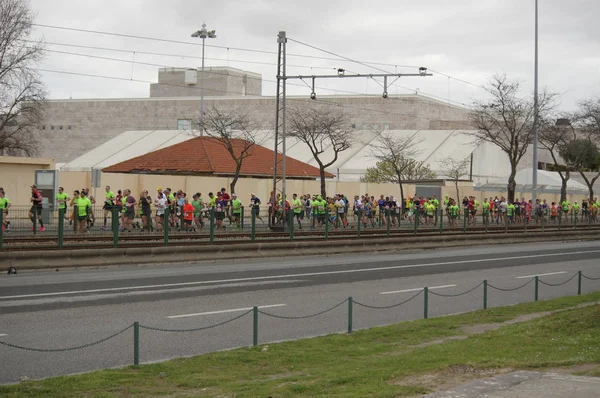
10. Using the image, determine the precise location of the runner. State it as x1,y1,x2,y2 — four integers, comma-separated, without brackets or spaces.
154,189,167,232
121,189,136,232
215,193,227,231
101,185,115,230
561,198,570,224
183,197,194,231
249,193,263,224
337,195,348,228
0,189,10,231
29,185,45,232
55,187,70,225
231,193,242,228
76,190,91,234
192,193,204,230
482,198,491,226
292,193,303,229
139,190,153,231
506,200,515,224
83,188,96,229
448,199,459,227
220,188,231,223
572,201,581,223
70,190,80,232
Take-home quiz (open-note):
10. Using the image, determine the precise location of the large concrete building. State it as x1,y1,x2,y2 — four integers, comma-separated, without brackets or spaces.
35,67,472,164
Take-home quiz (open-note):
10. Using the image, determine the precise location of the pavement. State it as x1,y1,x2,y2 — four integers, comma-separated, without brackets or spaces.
425,371,600,397
0,241,599,392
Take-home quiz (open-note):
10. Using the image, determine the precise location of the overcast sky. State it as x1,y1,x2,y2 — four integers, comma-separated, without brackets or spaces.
29,0,599,111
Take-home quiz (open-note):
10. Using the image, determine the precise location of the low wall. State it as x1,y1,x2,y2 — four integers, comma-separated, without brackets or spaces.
3,229,598,271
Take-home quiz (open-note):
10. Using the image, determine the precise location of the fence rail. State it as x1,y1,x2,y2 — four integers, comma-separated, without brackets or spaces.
1,205,599,250
0,271,597,368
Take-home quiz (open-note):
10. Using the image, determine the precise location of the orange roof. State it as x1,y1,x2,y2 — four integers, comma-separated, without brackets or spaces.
102,137,334,179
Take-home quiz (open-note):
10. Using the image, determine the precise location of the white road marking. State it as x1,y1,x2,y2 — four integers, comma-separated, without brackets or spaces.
167,304,286,319
380,284,457,295
515,271,567,279
2,249,598,300
0,334,7,337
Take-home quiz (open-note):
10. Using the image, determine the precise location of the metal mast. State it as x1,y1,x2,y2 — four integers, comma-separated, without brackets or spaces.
532,0,539,210
271,31,287,229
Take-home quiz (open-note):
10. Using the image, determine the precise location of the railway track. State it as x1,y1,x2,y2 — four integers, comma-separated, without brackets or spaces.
2,223,598,251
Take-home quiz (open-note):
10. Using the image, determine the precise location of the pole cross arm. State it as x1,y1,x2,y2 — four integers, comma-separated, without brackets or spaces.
283,73,432,80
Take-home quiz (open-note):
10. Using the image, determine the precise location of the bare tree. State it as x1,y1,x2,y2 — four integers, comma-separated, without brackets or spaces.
367,133,426,206
198,106,263,194
361,160,436,184
538,117,576,203
288,107,353,197
0,0,46,156
564,98,600,201
470,74,556,202
442,156,470,201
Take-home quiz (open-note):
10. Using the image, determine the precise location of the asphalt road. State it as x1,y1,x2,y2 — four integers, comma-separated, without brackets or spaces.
1,241,599,384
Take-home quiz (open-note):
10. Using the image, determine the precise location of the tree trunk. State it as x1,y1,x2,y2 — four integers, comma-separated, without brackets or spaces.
398,181,405,210
454,181,459,202
559,171,569,204
320,168,327,198
230,163,242,194
507,166,517,202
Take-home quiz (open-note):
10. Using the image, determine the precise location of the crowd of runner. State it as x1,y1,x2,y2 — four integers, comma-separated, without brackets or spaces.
0,185,599,234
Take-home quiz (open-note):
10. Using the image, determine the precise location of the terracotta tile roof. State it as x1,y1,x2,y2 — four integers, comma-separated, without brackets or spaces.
102,136,334,179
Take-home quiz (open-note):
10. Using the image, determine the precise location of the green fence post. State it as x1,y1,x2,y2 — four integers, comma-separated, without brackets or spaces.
209,208,215,244
558,209,562,232
164,207,170,246
73,205,78,234
58,208,65,249
133,321,140,366
462,209,467,234
251,208,256,243
423,287,429,319
577,271,582,295
574,211,577,230
0,210,3,249
241,206,245,230
253,306,259,347
347,297,353,334
483,280,488,310
290,209,294,242
112,207,119,248
414,208,418,236
386,211,390,237
534,276,539,301
357,209,361,238
439,207,443,235
325,212,329,240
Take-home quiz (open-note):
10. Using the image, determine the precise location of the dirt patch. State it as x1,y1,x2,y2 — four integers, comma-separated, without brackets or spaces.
394,365,512,394
460,311,552,335
545,363,600,376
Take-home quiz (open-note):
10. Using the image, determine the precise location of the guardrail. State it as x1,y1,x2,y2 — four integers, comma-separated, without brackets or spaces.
1,271,598,368
1,205,596,250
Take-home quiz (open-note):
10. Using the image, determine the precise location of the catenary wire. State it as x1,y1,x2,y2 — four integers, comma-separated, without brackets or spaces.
31,23,486,90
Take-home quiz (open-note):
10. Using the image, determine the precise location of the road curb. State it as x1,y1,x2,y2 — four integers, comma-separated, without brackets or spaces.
2,230,599,270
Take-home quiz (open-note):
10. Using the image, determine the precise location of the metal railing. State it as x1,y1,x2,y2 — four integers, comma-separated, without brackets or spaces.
0,271,598,368
1,205,599,249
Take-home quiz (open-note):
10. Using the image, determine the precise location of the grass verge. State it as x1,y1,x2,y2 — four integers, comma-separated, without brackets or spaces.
2,292,600,397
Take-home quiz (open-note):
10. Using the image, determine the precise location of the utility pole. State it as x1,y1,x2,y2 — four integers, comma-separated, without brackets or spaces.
270,31,432,230
532,0,539,211
191,23,217,132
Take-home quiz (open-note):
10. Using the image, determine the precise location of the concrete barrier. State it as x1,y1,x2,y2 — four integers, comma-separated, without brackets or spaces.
2,229,599,270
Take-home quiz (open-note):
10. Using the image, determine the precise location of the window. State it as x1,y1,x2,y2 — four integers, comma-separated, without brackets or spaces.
51,126,54,130
41,126,45,130
383,124,390,130
68,126,72,130
59,126,63,130
177,119,192,131
351,124,356,129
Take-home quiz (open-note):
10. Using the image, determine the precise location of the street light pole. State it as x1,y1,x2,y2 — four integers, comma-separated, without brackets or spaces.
191,23,217,131
532,0,539,212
